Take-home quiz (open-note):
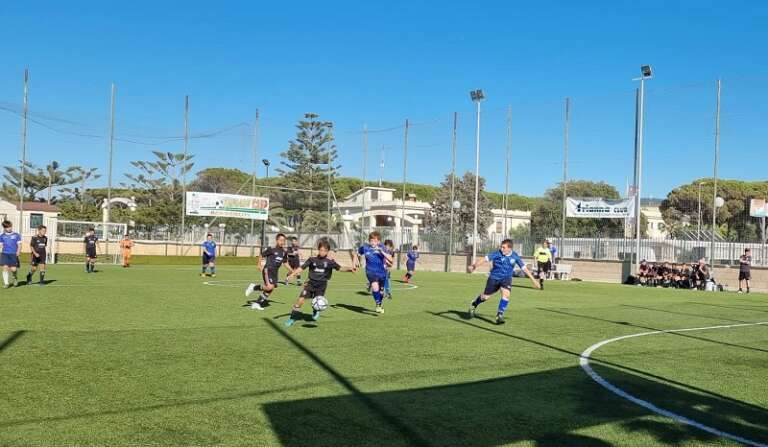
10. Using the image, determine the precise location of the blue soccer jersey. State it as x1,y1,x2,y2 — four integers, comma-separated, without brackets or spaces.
407,250,419,263
0,231,22,254
202,240,216,257
358,243,387,277
486,250,525,281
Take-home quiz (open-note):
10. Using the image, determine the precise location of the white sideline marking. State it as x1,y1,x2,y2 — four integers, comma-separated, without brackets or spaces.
580,321,768,447
202,279,419,292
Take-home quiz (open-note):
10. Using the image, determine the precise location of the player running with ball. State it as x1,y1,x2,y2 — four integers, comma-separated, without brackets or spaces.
283,240,356,327
353,231,393,314
246,233,289,310
467,239,539,325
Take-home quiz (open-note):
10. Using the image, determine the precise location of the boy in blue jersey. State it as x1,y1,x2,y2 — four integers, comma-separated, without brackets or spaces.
200,234,217,277
353,231,393,314
468,239,539,325
0,220,22,288
403,245,419,283
382,239,395,299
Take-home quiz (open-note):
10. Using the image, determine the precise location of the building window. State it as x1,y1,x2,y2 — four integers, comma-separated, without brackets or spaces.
30,213,43,229
495,221,502,234
370,190,378,201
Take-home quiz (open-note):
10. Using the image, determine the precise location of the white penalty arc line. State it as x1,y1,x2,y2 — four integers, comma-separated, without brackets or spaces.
580,321,768,447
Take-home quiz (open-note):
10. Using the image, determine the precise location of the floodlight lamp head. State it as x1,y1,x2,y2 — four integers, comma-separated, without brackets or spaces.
640,65,652,78
470,89,485,102
262,159,271,166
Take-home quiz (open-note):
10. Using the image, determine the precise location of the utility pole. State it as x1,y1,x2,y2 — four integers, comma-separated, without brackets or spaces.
711,79,722,265
19,69,29,233
361,123,368,232
180,95,189,245
503,105,511,237
561,97,570,258
250,109,260,256
106,83,116,257
399,119,410,267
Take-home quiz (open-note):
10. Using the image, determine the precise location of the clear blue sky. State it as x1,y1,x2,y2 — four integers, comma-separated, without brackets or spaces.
1,1,766,199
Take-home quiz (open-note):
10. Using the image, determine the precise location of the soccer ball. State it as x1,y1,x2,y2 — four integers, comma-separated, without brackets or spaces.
311,296,329,311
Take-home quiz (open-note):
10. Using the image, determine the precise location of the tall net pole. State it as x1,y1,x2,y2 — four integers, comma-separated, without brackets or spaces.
106,83,116,257
449,112,458,258
250,109,260,256
504,106,511,237
361,123,368,232
561,97,570,258
180,95,190,244
19,68,29,233
400,119,409,260
710,79,722,264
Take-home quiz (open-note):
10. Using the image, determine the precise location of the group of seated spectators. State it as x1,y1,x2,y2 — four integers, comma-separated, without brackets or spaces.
634,258,711,290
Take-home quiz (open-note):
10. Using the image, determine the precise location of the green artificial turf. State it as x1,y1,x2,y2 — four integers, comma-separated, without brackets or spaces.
0,265,766,446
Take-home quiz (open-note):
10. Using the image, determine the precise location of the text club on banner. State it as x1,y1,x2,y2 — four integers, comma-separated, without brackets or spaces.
566,197,636,219
185,192,269,220
750,199,768,218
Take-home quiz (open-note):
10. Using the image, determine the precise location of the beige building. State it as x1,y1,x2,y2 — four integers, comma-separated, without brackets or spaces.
0,200,60,238
335,186,532,238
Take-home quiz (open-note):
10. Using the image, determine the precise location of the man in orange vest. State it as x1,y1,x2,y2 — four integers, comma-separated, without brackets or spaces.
120,234,134,268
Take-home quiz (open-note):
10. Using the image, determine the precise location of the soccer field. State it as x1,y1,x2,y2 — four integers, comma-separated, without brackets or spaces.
1,265,766,447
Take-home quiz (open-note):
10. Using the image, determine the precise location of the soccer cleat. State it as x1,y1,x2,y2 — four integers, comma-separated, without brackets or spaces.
26,273,32,284
284,318,296,327
468,305,477,319
200,273,206,277
2,284,9,289
210,274,216,278
250,301,264,311
245,283,257,297
738,290,743,294
39,280,44,286
375,305,384,314
312,310,320,321
385,291,392,300
495,313,505,325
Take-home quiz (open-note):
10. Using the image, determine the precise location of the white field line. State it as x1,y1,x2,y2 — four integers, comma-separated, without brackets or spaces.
580,321,768,447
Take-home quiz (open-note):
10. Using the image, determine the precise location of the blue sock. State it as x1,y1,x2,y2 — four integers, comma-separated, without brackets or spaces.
383,276,391,293
373,290,383,305
211,266,216,275
471,296,484,307
497,298,509,315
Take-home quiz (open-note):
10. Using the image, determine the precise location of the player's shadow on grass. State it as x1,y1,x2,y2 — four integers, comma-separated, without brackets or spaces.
20,279,57,286
331,303,378,316
263,316,768,446
0,330,25,353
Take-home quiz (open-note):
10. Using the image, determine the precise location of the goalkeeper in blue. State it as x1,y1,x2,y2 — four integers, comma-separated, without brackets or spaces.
467,239,539,325
283,240,356,327
353,231,393,314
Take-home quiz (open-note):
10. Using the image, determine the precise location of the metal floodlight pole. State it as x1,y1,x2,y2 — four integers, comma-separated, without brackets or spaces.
361,123,368,232
561,97,570,258
250,109,260,256
503,105,511,237
449,112,458,257
181,95,190,243
19,68,29,233
697,182,705,245
470,89,485,262
711,79,722,265
400,119,410,262
327,142,333,236
633,65,651,273
106,83,116,257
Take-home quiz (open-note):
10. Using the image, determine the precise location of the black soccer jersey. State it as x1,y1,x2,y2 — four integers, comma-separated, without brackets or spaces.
287,246,300,258
262,246,288,271
302,256,341,284
30,235,48,254
84,234,98,248
740,255,752,273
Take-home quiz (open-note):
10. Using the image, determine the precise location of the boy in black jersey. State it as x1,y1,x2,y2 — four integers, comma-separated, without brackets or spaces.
283,240,356,327
245,233,288,310
83,228,99,273
27,225,48,285
284,237,302,286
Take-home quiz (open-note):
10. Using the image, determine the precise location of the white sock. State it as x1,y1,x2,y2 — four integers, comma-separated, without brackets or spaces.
2,271,8,285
